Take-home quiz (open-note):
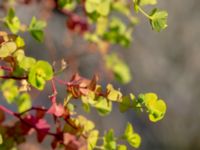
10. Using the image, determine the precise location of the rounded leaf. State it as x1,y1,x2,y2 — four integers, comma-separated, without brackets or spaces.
28,60,53,90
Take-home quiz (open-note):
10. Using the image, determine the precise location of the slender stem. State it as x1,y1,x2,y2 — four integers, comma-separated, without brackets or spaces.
54,77,68,85
0,105,14,116
0,75,28,80
19,106,47,115
49,79,57,103
138,6,152,19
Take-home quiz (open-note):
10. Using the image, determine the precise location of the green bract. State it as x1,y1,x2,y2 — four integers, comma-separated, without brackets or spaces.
16,93,31,113
103,129,116,150
13,50,25,62
0,1,169,149
123,123,141,148
119,96,132,112
105,53,132,84
103,18,132,47
15,36,25,48
0,134,2,145
94,96,112,116
1,80,19,103
19,56,36,71
0,42,17,58
106,84,122,102
143,93,167,122
28,17,46,42
58,0,76,10
96,17,108,36
4,8,21,34
85,0,111,17
28,60,53,90
149,9,168,32
88,130,99,150
117,145,127,150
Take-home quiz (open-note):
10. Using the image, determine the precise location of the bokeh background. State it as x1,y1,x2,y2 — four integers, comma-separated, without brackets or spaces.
1,0,200,149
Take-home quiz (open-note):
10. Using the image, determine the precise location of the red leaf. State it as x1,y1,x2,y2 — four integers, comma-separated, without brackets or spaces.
67,74,98,98
23,115,50,142
47,103,65,117
36,119,50,142
66,14,88,34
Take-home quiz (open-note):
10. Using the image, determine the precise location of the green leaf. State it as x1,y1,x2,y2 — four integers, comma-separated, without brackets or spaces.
149,9,168,32
67,103,75,112
81,91,96,105
117,145,127,150
93,96,112,116
133,0,139,12
112,1,130,16
103,129,116,150
143,93,167,122
105,53,132,84
19,56,36,71
28,60,53,90
0,134,3,145
96,0,111,16
0,42,17,58
4,8,21,34
58,0,76,10
82,103,91,113
28,17,46,42
1,80,19,103
88,130,99,150
124,122,134,138
119,96,131,112
106,84,122,102
75,115,95,132
12,66,25,77
58,0,70,8
15,36,25,48
148,99,166,122
85,0,111,18
96,17,108,36
123,122,141,148
16,93,31,113
13,49,25,62
127,133,141,148
143,93,158,106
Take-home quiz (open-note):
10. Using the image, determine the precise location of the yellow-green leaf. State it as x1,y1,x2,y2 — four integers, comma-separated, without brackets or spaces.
0,134,3,145
88,130,99,150
0,42,17,58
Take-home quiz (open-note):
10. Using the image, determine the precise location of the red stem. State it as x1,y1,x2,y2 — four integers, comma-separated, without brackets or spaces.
50,79,57,103
0,66,13,72
54,77,68,85
0,104,58,137
0,75,28,80
19,106,47,115
0,105,15,115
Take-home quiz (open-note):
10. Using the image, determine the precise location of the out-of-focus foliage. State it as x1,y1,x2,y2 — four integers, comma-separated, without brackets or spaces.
0,0,168,149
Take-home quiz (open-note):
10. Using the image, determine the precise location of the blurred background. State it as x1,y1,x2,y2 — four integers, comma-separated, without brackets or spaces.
1,0,200,149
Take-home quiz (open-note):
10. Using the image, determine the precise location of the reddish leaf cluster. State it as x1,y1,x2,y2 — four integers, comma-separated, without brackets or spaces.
67,74,98,98
66,14,88,34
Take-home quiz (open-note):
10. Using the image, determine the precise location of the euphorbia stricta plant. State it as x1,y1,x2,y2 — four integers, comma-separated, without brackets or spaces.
0,0,168,149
